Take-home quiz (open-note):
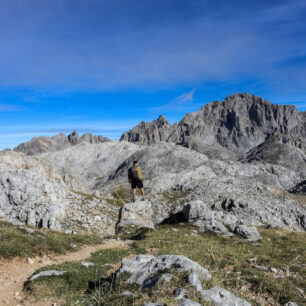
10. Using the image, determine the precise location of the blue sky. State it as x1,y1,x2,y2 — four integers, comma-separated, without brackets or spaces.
0,0,305,149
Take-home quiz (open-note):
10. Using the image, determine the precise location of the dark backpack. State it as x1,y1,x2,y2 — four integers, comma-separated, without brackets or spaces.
130,166,140,179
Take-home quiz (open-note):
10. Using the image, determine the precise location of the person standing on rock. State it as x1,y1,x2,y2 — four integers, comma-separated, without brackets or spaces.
128,161,145,202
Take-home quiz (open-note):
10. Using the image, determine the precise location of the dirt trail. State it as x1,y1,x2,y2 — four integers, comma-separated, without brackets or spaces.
0,239,129,306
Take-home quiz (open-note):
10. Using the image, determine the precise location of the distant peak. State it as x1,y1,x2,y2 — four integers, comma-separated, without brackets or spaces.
69,130,79,136
225,93,252,100
67,130,80,145
156,115,169,123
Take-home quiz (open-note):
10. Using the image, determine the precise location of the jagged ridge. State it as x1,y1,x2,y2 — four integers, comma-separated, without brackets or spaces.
121,93,305,157
14,131,110,155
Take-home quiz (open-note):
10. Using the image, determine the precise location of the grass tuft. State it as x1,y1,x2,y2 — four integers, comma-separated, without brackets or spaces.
0,220,102,259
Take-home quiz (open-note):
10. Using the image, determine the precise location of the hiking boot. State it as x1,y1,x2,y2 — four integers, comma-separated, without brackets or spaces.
141,197,145,201
131,198,136,203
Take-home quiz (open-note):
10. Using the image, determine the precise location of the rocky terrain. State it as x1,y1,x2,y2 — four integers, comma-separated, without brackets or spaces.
0,93,305,305
121,93,305,170
14,130,110,155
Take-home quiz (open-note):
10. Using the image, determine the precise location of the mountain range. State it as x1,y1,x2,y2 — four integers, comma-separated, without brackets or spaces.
14,93,306,174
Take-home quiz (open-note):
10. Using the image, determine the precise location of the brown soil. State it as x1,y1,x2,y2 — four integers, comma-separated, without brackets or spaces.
0,239,129,306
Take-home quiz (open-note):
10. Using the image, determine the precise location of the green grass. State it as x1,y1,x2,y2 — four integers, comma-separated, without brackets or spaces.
106,185,132,207
73,191,96,201
24,225,306,305
24,247,145,305
0,221,102,259
162,190,189,207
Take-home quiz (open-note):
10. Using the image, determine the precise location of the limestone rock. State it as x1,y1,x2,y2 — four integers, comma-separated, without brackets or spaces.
29,270,67,282
116,254,211,289
239,135,306,175
179,299,201,306
120,291,137,297
188,272,202,291
253,265,268,271
121,115,176,145
81,262,94,268
289,180,306,195
142,273,172,289
200,286,251,306
40,141,143,190
0,160,70,230
194,219,231,237
234,225,262,242
171,288,186,300
116,200,155,233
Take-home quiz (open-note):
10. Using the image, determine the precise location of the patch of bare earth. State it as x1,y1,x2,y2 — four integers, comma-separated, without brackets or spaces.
0,239,129,306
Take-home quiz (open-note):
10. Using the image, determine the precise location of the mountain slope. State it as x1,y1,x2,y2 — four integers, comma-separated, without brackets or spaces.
121,93,305,158
14,131,110,155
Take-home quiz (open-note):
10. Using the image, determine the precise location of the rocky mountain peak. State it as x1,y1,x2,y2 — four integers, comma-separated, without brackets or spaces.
156,114,170,125
120,93,305,170
67,131,79,145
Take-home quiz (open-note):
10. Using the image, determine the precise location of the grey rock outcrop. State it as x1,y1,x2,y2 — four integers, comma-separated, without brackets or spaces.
116,254,211,290
234,224,262,242
172,288,187,300
193,219,231,237
0,150,118,235
200,286,251,306
0,153,72,230
116,254,249,305
239,134,306,175
179,299,201,306
14,131,110,155
289,180,306,195
109,142,208,186
116,149,305,238
67,130,80,144
40,141,144,190
116,200,155,233
121,115,177,145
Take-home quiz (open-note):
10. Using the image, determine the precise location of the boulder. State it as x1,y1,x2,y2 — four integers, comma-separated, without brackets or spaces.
234,225,262,242
188,272,202,291
142,274,172,289
182,201,211,221
171,288,186,300
29,270,67,282
194,219,231,237
116,254,211,290
116,201,155,233
200,286,251,306
179,299,201,306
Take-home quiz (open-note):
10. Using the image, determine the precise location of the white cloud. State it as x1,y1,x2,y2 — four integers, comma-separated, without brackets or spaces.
0,104,19,111
175,88,196,103
148,88,200,114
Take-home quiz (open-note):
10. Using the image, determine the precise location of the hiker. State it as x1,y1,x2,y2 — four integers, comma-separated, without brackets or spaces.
128,160,145,202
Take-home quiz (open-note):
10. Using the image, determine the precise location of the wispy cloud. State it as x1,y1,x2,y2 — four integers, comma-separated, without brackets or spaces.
175,88,196,103
0,104,19,111
148,88,201,114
